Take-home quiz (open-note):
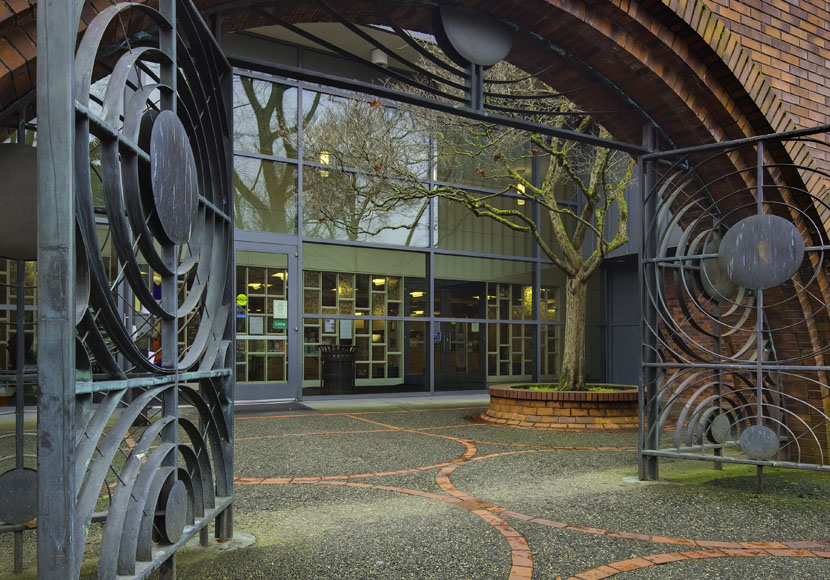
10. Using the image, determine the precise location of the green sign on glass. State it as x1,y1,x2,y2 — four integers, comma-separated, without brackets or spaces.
272,319,288,330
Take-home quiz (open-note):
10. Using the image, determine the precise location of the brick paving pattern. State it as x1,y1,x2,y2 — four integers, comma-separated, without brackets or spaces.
228,402,830,579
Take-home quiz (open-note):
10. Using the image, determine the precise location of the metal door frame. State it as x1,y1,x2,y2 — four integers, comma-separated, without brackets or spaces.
235,240,301,401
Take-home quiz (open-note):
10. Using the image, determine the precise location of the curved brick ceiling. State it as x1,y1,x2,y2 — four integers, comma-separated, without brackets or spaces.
0,2,808,152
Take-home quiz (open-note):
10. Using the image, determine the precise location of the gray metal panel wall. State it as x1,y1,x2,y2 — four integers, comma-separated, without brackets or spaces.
605,254,639,385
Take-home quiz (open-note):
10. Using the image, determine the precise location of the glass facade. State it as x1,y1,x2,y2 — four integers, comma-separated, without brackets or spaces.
224,65,608,397
0,43,613,400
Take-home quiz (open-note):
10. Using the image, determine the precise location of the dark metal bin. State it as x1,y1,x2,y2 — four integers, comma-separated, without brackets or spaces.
319,345,357,395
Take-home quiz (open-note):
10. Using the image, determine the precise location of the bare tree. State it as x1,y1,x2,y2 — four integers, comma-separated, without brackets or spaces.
311,69,635,390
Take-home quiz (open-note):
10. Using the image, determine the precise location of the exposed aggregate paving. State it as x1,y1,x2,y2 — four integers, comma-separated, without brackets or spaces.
453,451,830,542
4,396,829,579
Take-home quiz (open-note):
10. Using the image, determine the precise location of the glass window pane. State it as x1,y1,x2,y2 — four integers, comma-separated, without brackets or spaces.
302,91,430,246
434,256,531,318
435,195,533,256
233,76,298,157
234,157,297,233
436,126,531,191
303,169,429,246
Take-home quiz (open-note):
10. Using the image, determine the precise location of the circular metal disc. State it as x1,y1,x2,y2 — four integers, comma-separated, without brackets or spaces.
0,144,38,260
706,413,733,444
150,110,198,245
700,233,738,301
0,468,38,524
739,424,780,460
718,214,805,289
438,6,513,66
161,480,188,544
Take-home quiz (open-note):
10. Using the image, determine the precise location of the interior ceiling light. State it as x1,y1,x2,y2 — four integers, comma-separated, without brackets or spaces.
319,150,330,177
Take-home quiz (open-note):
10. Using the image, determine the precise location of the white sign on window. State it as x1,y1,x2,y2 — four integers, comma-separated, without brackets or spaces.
340,319,353,340
249,317,264,335
273,299,288,318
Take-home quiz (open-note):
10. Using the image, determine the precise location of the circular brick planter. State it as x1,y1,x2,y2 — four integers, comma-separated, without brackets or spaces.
481,385,639,431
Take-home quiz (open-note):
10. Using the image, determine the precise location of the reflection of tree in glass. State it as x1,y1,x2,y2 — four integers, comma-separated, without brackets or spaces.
233,77,319,233
302,96,431,244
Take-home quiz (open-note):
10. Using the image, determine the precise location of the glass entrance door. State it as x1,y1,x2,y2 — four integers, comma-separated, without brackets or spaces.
235,245,299,401
435,321,485,390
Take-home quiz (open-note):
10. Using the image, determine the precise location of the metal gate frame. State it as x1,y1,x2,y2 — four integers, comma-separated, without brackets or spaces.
36,1,235,578
639,123,830,482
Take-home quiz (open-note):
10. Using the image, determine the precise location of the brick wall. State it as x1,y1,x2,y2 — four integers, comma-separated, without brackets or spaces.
483,386,640,431
703,0,830,165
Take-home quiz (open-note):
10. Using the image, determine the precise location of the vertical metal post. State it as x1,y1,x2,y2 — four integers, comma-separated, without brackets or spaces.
13,114,26,574
531,149,542,382
713,300,723,470
755,142,765,424
754,142,766,492
426,134,436,394
427,252,435,394
217,36,236,540
638,125,659,481
467,64,483,110
37,1,77,578
159,1,178,577
13,259,25,573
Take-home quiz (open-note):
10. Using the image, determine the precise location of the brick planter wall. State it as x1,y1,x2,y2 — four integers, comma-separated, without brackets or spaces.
482,386,639,431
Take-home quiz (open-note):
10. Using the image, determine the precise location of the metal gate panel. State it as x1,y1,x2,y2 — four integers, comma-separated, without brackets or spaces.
640,125,830,480
33,2,235,578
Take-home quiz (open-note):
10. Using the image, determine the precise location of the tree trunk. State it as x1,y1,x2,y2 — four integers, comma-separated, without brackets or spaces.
560,277,587,390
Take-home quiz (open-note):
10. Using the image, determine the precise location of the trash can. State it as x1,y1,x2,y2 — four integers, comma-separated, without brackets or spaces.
319,345,357,395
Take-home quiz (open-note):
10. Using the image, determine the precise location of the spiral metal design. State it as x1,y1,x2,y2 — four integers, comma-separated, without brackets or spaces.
642,134,830,471
70,2,234,578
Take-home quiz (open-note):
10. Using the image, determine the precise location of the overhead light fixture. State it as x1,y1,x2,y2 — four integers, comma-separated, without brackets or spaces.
516,183,526,205
370,48,388,68
372,277,386,286
410,290,425,298
272,272,285,279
